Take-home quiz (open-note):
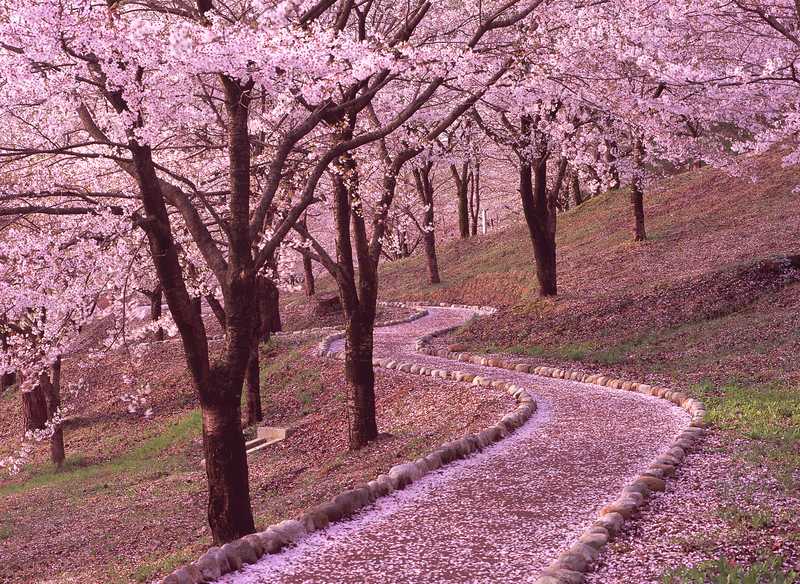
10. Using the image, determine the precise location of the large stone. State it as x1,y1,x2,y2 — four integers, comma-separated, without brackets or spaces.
650,462,677,477
478,426,502,446
578,531,608,550
257,529,286,553
638,474,667,492
367,475,394,500
553,550,590,572
595,512,624,537
423,451,444,471
600,498,638,519
570,542,600,564
388,462,421,489
220,542,245,571
193,548,227,582
242,533,266,557
622,482,650,500
163,565,201,584
272,519,307,544
332,489,370,517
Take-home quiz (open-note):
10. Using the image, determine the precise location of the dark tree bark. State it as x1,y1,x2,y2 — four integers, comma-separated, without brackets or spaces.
21,360,64,467
0,371,15,393
258,277,282,336
572,171,583,206
205,294,227,329
414,163,441,284
450,162,470,239
605,139,620,189
343,310,378,447
22,383,48,432
519,157,558,297
145,285,164,341
330,147,379,450
117,75,258,543
244,276,282,427
631,182,647,241
244,302,263,427
303,254,315,296
631,139,647,241
469,161,481,236
42,358,64,467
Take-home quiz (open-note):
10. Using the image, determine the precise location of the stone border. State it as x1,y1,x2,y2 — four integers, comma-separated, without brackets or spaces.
416,333,707,584
161,311,537,584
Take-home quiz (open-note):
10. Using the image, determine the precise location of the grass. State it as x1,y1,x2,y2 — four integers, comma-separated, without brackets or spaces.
258,342,324,419
717,505,775,530
131,549,198,583
662,555,799,583
693,381,800,489
0,409,202,498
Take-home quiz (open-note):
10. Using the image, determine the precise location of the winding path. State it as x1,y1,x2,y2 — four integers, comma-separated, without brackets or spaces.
219,307,689,584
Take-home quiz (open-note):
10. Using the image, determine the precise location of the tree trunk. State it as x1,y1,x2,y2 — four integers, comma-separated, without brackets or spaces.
330,145,380,451
519,159,557,297
206,294,227,329
245,346,262,426
200,384,255,543
605,139,620,189
303,254,315,296
415,164,441,284
469,161,481,236
21,361,65,467
43,358,64,467
631,139,647,241
22,383,48,432
572,172,583,206
149,285,164,341
1,371,15,393
423,230,441,285
631,181,647,241
126,123,256,544
450,162,470,239
259,277,281,335
343,309,378,449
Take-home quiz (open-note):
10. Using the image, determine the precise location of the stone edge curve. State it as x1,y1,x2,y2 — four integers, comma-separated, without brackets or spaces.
160,305,536,584
405,302,707,584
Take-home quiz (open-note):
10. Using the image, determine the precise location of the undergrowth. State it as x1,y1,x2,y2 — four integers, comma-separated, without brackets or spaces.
662,555,799,583
694,381,800,490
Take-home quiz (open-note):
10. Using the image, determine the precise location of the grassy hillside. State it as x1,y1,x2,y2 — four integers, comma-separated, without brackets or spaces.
380,150,800,387
379,150,800,576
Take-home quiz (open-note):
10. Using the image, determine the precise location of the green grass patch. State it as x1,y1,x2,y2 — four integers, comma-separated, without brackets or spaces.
0,409,202,497
694,381,800,489
130,548,197,583
258,343,324,418
662,555,798,583
717,505,775,530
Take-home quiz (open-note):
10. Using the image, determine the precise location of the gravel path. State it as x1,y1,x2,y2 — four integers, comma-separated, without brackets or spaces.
219,307,689,584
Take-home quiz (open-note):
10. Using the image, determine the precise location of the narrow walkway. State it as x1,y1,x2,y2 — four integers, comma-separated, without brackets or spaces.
220,307,688,584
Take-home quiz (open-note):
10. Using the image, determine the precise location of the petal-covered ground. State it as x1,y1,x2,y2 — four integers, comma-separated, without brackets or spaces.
220,307,689,583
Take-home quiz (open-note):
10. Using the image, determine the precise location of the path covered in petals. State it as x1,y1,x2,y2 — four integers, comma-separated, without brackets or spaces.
220,307,689,584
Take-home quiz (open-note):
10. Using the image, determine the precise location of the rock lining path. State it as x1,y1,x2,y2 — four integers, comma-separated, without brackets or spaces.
219,307,689,584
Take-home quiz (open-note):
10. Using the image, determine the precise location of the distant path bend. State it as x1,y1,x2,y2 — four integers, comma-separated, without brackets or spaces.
220,306,689,584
